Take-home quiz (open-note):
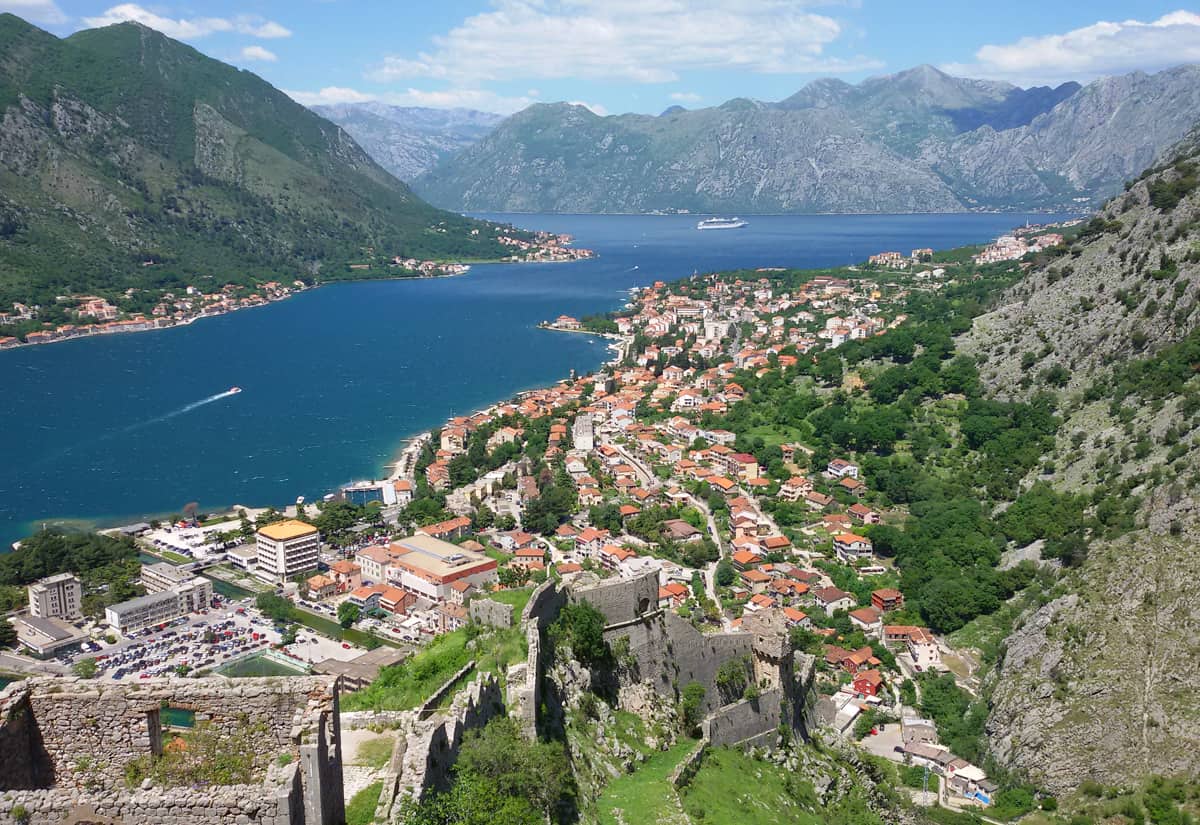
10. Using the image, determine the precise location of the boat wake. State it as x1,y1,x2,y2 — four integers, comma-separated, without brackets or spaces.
125,388,241,432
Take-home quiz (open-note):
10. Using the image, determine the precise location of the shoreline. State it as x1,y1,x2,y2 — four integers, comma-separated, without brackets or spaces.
0,251,596,355
381,325,631,485
3,298,626,548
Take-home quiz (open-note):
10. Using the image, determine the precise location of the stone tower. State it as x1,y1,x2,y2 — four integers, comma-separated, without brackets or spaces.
743,609,792,692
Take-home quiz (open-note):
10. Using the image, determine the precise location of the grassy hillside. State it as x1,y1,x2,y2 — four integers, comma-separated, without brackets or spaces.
0,13,528,313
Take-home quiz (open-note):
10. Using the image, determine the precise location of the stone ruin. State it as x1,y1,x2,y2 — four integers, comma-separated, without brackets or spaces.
0,676,344,825
508,571,816,750
370,673,506,821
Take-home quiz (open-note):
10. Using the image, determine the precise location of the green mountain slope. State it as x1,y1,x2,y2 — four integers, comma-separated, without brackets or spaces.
955,135,1200,793
0,14,521,309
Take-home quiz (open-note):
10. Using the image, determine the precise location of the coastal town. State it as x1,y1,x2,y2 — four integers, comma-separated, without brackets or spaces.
0,230,592,350
0,223,1079,817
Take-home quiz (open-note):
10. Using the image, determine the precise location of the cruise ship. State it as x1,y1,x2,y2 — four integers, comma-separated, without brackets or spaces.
696,217,748,230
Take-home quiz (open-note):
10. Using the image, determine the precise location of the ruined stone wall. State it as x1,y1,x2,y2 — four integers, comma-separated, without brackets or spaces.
468,598,513,628
0,770,303,825
569,570,658,626
506,623,541,739
393,673,506,803
702,688,786,748
522,578,565,630
0,687,50,790
0,676,343,825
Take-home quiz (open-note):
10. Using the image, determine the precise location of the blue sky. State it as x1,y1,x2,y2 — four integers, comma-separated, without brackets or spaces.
6,1,1200,114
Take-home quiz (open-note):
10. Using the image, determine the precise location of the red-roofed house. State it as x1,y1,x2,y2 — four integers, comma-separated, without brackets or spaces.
834,533,873,563
848,503,881,525
852,669,884,697
658,582,690,609
871,589,904,612
417,516,472,542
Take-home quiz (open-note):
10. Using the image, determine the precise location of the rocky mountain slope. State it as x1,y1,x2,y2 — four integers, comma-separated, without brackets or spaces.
960,136,1200,793
0,14,517,307
311,102,502,182
413,64,1200,215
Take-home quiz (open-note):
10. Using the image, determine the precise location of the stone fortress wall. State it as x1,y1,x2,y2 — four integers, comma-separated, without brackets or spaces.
372,673,506,822
512,570,815,749
0,676,344,825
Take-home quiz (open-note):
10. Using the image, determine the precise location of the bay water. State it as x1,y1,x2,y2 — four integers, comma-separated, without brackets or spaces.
0,213,1068,544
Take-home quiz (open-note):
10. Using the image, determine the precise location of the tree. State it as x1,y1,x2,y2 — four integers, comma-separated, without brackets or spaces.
550,602,609,667
0,619,16,649
715,558,735,588
72,657,99,679
256,593,294,623
337,602,360,628
680,681,706,734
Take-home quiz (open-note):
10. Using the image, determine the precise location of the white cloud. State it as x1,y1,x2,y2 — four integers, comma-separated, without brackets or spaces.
233,15,292,39
944,10,1200,83
240,45,277,63
285,86,375,106
82,4,291,40
669,91,702,103
1,0,67,25
366,0,879,85
285,85,542,115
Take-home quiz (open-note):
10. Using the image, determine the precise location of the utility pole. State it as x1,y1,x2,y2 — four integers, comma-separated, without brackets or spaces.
922,764,930,806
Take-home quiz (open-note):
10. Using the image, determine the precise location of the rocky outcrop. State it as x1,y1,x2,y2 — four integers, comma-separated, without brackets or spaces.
312,103,502,182
987,529,1200,794
959,137,1200,401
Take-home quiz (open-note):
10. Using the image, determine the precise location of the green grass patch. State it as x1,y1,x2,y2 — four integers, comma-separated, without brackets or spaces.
680,747,819,825
746,425,808,448
340,625,527,712
595,739,696,825
352,736,395,769
483,587,534,617
346,780,383,825
145,548,191,564
341,629,471,712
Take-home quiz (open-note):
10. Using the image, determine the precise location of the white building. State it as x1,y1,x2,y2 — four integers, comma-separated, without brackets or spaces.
105,591,184,635
572,413,595,451
139,562,213,613
255,520,321,584
28,573,83,621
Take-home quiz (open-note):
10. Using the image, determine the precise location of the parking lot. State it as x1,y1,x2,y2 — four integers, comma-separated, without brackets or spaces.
58,597,368,681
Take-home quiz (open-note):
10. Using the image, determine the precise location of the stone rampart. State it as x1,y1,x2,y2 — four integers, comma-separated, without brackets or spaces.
0,675,343,825
507,623,542,739
569,570,658,626
393,673,505,803
522,578,566,630
604,610,754,716
468,597,514,628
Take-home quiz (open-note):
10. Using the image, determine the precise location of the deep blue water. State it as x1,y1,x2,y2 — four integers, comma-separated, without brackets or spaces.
0,213,1070,544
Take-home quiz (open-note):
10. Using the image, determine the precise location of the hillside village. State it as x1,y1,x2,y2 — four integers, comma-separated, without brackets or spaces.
308,231,1078,811
0,217,1094,821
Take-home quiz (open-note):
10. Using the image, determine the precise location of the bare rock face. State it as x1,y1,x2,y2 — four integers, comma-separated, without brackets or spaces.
413,65,1200,214
987,527,1200,794
312,103,502,183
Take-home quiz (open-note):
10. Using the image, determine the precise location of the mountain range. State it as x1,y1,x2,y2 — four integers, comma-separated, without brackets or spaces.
410,64,1200,215
0,14,519,310
312,103,503,182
